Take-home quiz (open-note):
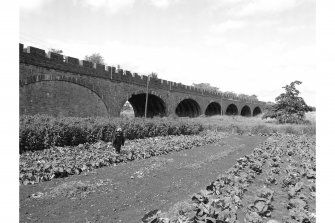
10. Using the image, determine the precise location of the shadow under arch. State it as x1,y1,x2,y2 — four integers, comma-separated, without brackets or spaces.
175,98,201,117
205,102,221,116
225,103,238,116
127,93,166,118
241,105,252,117
253,106,262,116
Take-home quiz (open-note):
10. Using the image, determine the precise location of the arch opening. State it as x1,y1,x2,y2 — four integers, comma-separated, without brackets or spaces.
205,102,221,116
225,104,238,116
241,105,252,117
127,93,166,118
253,107,262,116
175,99,201,117
120,101,135,118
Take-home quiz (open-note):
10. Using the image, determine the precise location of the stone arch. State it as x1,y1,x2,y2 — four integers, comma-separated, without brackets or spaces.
253,106,262,116
20,78,108,117
225,104,238,116
125,90,167,117
241,105,252,117
205,101,221,116
20,74,108,110
175,98,201,117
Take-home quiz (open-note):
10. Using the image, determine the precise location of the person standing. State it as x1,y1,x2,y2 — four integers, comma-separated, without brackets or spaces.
113,127,125,154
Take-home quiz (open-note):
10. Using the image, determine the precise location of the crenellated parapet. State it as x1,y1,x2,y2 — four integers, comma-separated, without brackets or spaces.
19,43,264,105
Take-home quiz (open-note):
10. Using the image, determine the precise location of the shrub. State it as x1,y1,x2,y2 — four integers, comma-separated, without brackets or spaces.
251,125,274,135
19,115,204,153
262,81,312,124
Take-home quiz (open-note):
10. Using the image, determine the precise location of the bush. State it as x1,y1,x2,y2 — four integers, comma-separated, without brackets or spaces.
19,115,204,153
262,81,311,124
251,125,274,135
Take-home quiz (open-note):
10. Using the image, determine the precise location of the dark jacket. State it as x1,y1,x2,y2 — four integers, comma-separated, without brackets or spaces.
113,131,125,148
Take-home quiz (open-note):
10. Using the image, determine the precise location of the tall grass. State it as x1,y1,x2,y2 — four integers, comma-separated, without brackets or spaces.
188,113,316,136
20,112,315,153
19,115,203,153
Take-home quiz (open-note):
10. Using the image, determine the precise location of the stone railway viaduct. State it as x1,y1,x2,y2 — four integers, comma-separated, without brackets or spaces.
19,44,265,118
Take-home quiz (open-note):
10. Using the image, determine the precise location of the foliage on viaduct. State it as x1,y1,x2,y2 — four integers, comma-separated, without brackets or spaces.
19,43,265,118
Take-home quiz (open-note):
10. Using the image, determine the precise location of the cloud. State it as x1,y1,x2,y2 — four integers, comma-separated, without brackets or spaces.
144,0,181,9
232,0,303,17
277,24,307,34
255,19,281,28
75,0,135,13
20,0,51,11
210,20,246,33
209,0,244,8
208,0,307,17
204,36,226,46
77,0,182,11
25,33,314,105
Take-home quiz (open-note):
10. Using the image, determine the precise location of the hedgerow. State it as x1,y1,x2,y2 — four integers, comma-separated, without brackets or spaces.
19,115,203,153
19,131,227,185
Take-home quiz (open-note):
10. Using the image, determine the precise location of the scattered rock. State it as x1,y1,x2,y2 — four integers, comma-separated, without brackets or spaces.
30,192,44,199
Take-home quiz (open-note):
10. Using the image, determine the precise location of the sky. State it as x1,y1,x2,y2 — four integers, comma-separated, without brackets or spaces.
19,0,316,106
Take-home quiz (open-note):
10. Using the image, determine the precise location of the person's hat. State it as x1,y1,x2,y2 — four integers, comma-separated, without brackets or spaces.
116,127,122,132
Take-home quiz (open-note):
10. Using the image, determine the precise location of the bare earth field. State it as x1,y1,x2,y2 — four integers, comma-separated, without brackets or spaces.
20,135,266,223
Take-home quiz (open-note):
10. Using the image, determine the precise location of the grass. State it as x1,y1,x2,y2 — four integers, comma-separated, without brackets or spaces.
187,112,316,135
20,112,315,153
305,111,316,124
109,111,316,136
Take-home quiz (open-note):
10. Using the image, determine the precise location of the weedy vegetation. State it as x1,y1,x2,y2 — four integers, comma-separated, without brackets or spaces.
20,80,316,222
19,115,203,153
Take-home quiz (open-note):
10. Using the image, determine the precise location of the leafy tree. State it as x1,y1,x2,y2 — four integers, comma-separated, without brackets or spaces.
223,91,237,97
238,93,258,101
49,48,63,54
238,93,249,98
149,72,158,79
193,83,220,92
250,94,258,101
263,102,276,116
308,106,316,111
262,81,311,124
85,53,105,65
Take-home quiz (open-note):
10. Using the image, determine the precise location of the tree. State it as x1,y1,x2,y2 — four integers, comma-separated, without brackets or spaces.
223,91,237,97
85,53,105,65
250,94,258,101
193,83,220,92
49,48,63,54
262,81,311,124
238,93,249,98
308,106,316,111
237,93,258,101
149,72,158,79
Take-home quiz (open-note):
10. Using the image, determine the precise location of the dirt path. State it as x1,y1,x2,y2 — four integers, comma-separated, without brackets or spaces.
20,135,266,223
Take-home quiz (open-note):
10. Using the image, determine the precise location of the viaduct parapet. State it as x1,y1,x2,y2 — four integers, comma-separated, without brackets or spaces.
19,43,265,118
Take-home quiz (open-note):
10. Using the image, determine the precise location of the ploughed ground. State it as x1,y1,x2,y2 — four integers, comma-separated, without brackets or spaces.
20,135,266,223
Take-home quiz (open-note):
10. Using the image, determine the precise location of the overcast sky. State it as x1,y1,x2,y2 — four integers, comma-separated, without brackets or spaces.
20,0,315,106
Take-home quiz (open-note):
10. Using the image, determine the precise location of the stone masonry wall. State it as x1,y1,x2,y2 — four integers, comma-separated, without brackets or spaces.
19,43,265,118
